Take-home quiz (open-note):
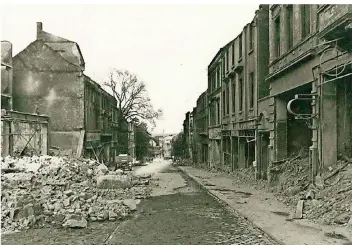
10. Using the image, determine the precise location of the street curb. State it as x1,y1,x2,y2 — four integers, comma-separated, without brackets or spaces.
178,166,287,245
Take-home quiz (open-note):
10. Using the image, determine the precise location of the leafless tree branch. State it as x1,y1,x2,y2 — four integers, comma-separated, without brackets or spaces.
104,69,163,129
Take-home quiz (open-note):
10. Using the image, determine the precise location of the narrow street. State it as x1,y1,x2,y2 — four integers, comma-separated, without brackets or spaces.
2,159,279,245
105,159,279,245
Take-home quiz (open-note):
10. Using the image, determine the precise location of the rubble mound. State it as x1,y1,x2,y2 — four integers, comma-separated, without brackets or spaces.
269,152,352,226
1,155,151,233
304,159,352,225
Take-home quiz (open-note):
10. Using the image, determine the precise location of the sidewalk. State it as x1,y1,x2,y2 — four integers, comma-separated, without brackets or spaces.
179,166,352,245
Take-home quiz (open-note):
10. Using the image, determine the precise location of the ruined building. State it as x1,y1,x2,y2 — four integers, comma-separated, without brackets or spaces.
1,41,49,156
12,22,118,162
265,4,352,181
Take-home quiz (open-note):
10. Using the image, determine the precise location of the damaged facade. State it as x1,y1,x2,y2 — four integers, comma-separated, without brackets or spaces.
182,4,352,184
9,22,119,162
266,4,352,182
1,41,49,157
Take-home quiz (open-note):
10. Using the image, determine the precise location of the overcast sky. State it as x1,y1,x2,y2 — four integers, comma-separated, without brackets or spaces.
1,4,259,134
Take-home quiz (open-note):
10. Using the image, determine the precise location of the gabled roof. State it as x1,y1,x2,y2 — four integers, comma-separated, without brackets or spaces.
38,31,71,43
13,40,82,72
37,28,85,69
45,42,84,68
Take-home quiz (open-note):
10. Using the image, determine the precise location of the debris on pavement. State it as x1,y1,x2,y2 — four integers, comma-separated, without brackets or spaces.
1,155,152,233
207,149,352,227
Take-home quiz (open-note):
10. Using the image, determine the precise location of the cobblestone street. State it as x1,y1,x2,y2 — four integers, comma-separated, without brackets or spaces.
2,161,280,245
106,166,279,245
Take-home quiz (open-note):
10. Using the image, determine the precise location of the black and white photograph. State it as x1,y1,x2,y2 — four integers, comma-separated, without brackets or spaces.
1,2,352,245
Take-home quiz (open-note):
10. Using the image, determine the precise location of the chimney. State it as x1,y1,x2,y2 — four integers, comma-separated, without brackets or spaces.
36,22,42,38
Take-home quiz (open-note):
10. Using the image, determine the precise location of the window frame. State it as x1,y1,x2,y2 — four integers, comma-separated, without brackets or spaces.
286,5,294,50
238,77,243,112
274,15,281,58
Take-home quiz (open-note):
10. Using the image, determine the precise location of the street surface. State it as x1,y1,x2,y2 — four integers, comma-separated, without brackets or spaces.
2,159,280,245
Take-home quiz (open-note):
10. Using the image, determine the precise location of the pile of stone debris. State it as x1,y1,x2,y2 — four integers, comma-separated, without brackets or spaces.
271,153,352,226
1,155,151,233
227,148,352,226
303,157,352,226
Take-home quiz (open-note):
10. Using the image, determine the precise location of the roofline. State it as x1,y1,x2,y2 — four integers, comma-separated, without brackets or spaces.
207,4,266,71
84,74,117,103
43,42,84,70
13,39,83,72
196,90,207,102
208,48,223,69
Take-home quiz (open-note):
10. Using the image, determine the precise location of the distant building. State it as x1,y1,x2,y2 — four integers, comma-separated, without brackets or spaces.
195,91,208,166
153,133,176,158
183,112,191,159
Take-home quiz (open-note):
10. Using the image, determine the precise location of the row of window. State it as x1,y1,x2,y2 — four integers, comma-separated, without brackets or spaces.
84,84,118,132
221,73,255,118
210,22,255,94
195,119,207,133
209,100,220,126
197,94,207,112
273,4,311,58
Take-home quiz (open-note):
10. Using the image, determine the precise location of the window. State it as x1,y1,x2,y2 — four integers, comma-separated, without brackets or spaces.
217,67,221,88
222,57,225,77
249,23,254,51
239,78,243,111
222,90,226,116
274,16,281,58
226,83,230,115
232,42,235,66
249,72,254,109
214,72,216,90
226,49,230,71
232,78,236,113
301,5,311,39
211,104,215,125
217,100,220,124
239,34,243,60
286,5,293,50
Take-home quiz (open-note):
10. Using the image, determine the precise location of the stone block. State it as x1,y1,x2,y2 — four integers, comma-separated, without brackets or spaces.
123,199,140,211
62,214,87,228
334,212,350,224
96,175,132,189
294,200,304,219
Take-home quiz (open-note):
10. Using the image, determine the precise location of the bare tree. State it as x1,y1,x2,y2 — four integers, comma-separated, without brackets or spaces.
104,69,163,129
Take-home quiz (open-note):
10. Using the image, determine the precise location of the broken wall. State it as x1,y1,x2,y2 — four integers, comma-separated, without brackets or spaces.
1,111,49,156
12,41,85,152
13,71,84,151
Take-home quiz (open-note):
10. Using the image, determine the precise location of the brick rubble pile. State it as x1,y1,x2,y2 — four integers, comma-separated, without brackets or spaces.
226,150,352,226
1,155,151,233
267,153,352,226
